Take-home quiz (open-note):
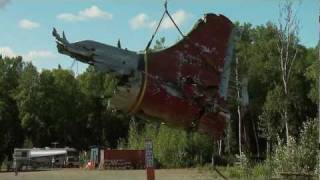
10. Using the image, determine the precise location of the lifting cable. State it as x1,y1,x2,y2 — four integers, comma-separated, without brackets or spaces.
145,0,185,51
145,2,231,180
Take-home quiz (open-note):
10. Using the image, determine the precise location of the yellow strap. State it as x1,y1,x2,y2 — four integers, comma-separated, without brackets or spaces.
129,52,149,114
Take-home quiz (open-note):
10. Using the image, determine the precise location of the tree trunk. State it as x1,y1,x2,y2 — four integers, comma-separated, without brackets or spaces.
238,107,242,155
211,138,215,167
284,110,289,144
251,118,260,156
278,0,299,146
236,57,242,155
218,140,222,156
226,122,231,154
283,79,289,144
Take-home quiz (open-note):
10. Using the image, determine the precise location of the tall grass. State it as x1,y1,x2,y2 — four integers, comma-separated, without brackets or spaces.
126,121,214,168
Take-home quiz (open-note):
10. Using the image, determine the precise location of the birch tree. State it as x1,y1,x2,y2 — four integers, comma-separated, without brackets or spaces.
277,0,299,144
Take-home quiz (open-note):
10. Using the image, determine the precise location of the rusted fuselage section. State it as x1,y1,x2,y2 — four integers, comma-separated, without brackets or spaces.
136,14,234,138
53,13,234,138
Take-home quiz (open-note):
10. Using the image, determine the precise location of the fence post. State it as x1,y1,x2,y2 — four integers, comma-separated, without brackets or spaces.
145,139,155,180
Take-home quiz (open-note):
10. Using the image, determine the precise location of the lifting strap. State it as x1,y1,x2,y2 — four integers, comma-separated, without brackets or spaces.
144,4,231,179
145,0,185,51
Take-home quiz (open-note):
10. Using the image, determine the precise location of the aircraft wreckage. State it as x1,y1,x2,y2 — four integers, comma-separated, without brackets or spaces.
53,13,234,138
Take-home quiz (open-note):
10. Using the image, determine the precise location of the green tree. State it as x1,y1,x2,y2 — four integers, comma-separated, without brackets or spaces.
77,66,129,148
276,0,300,144
0,56,24,164
153,37,166,50
305,47,319,103
15,62,40,147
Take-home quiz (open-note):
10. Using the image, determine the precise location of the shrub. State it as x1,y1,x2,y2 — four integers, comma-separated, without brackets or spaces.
299,119,318,172
251,163,270,178
127,121,214,168
219,153,251,178
273,119,317,173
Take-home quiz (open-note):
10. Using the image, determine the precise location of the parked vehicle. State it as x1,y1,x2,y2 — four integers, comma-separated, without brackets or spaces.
12,147,80,170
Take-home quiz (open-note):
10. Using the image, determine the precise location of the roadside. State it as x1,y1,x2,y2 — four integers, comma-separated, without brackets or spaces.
0,168,230,180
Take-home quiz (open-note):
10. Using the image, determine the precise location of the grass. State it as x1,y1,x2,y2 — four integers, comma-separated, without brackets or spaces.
0,166,285,180
0,168,226,180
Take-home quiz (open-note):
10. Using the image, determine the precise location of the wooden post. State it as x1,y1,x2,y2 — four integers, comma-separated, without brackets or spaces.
99,149,104,169
145,139,155,180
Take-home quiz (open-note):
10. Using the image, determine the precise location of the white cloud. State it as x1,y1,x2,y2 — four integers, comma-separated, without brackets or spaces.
161,10,191,29
129,13,156,30
0,46,16,58
19,19,40,30
24,50,55,61
57,5,113,22
130,10,191,30
0,47,55,62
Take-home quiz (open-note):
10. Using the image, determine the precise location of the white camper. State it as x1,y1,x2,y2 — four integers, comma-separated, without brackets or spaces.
13,147,79,170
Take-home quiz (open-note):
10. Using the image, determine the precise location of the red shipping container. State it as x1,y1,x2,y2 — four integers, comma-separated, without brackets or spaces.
104,149,145,169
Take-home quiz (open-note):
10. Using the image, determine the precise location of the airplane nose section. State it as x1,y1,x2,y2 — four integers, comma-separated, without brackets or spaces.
55,43,93,64
53,28,141,75
56,42,67,54
53,28,94,64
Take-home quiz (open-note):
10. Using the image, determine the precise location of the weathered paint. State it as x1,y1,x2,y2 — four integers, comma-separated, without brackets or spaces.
135,14,234,138
53,13,234,139
104,149,145,169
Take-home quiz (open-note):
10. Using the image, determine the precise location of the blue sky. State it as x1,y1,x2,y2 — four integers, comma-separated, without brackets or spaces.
0,0,318,73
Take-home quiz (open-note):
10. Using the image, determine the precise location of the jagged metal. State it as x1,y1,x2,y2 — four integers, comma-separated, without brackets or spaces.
52,28,143,111
53,14,235,138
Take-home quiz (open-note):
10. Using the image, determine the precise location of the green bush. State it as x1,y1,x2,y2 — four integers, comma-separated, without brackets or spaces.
251,163,270,178
228,153,251,178
299,119,318,172
273,136,301,173
272,119,317,174
127,121,214,168
226,165,246,178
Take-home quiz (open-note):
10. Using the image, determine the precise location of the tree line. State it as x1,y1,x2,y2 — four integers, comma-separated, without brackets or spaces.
0,59,130,165
0,1,318,173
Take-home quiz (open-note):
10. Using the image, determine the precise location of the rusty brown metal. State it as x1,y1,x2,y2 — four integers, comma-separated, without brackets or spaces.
53,13,234,139
104,149,145,169
133,14,234,138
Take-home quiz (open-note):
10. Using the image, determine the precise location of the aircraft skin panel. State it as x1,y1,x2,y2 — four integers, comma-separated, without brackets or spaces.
53,13,234,138
138,14,234,138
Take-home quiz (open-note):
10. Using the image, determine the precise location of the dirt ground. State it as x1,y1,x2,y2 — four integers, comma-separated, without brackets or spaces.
0,168,225,180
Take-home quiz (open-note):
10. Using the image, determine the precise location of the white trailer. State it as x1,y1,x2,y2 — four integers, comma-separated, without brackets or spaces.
13,147,79,170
